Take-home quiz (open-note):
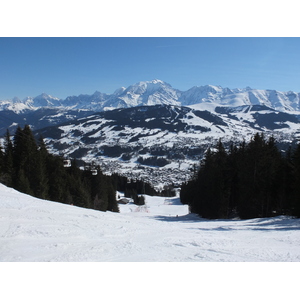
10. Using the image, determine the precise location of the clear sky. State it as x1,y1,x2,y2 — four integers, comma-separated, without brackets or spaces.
1,37,300,100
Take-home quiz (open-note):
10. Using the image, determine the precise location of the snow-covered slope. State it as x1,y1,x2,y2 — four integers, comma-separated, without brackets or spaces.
0,183,299,262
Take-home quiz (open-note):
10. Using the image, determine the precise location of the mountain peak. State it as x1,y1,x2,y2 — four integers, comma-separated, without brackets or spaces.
133,79,172,88
150,79,165,84
34,93,60,100
35,93,48,99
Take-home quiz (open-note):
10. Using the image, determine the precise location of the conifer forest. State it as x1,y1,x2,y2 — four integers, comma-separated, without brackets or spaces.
180,133,300,219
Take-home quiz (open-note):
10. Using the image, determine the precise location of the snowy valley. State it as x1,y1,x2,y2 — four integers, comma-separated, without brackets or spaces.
36,104,300,188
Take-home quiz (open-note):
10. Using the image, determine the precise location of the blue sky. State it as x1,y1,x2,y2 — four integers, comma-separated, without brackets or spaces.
1,37,300,100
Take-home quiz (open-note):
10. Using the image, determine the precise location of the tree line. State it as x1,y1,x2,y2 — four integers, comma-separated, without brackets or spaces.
180,133,300,219
0,125,169,212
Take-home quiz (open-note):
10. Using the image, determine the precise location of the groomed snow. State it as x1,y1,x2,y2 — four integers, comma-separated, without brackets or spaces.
0,183,299,262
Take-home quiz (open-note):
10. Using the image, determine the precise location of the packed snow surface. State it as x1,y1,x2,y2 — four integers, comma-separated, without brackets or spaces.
0,183,299,262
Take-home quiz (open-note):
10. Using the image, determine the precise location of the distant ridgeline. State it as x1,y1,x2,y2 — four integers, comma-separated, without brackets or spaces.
0,125,174,212
180,133,300,219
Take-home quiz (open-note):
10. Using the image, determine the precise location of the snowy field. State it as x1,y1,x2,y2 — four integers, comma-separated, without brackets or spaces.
1,183,299,299
0,183,299,262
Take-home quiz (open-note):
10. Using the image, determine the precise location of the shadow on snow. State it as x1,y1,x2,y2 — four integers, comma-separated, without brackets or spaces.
151,215,300,231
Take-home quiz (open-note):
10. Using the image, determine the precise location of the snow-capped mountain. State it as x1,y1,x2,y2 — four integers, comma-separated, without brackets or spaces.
180,85,300,112
179,85,228,106
0,97,31,114
25,93,62,108
2,79,300,113
109,79,181,107
35,104,300,188
0,93,62,113
62,91,109,110
54,79,181,111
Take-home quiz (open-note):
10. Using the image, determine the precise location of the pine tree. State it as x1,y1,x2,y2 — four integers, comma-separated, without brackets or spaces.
2,129,14,186
46,155,69,203
237,133,267,218
264,136,285,216
16,168,33,195
282,146,294,215
90,170,109,211
193,141,232,218
291,144,300,217
226,143,240,217
0,142,4,177
12,126,24,170
33,134,49,199
12,125,38,195
106,179,119,212
33,149,49,199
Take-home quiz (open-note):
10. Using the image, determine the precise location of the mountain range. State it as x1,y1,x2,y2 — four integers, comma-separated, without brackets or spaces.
1,79,300,187
1,79,300,113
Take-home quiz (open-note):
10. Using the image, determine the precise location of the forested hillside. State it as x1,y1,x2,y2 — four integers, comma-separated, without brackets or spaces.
0,125,119,212
0,125,166,212
180,133,300,219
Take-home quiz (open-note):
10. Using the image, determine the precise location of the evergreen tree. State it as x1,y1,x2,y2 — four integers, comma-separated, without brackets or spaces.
237,133,267,218
34,135,49,199
189,141,232,219
12,126,24,170
2,129,14,186
238,134,284,218
264,136,285,216
46,155,69,203
106,179,119,212
282,146,294,215
0,142,5,182
16,168,33,195
226,143,240,217
90,169,109,211
12,125,38,195
291,144,300,217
